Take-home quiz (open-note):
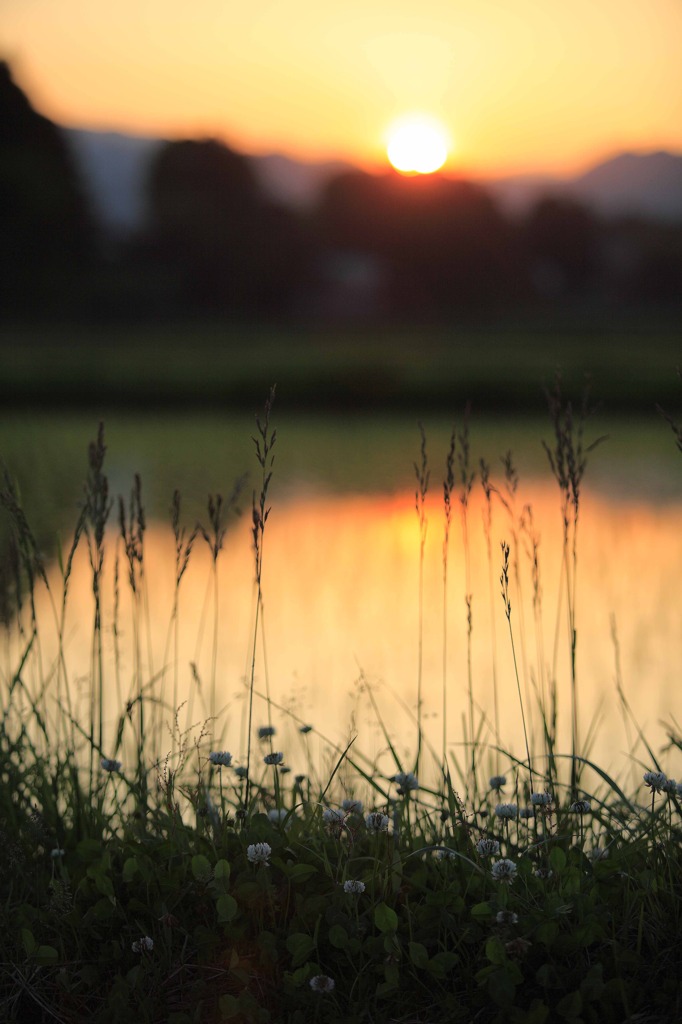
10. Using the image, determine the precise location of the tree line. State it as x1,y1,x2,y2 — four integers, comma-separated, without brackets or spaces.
2,61,681,323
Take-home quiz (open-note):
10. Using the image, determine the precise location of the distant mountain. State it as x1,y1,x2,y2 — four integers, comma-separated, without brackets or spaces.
486,151,682,221
570,151,682,221
64,129,165,235
62,127,354,235
62,126,682,236
250,152,355,209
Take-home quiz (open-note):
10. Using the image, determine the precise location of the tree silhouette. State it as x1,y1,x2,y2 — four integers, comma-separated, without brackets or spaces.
0,61,93,315
316,169,522,316
145,139,272,313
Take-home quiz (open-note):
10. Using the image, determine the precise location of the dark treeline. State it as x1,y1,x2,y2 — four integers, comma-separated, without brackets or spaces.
2,60,681,324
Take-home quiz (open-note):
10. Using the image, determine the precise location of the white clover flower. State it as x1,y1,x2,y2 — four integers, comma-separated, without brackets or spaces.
643,771,667,793
489,775,507,792
342,879,366,895
569,799,592,814
533,866,553,880
299,724,313,734
365,811,389,833
131,936,154,953
309,974,335,993
491,858,517,883
437,848,457,860
258,726,276,739
50,848,65,859
496,910,518,925
267,808,289,824
530,791,552,807
263,752,284,766
677,782,682,798
246,842,272,865
495,803,518,820
662,777,678,795
518,807,534,819
393,771,419,792
101,758,122,773
476,838,501,857
209,751,232,767
323,808,345,825
233,765,248,779
342,798,364,814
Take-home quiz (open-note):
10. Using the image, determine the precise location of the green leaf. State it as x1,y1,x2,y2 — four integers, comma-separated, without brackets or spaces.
214,859,231,884
286,863,316,883
485,935,507,966
384,962,400,987
536,964,558,988
35,945,59,963
291,963,312,986
471,901,493,920
21,928,37,956
376,979,398,999
580,964,604,1002
286,932,315,967
488,967,517,1008
191,854,212,884
219,994,240,1019
549,847,567,873
374,902,398,933
516,1000,550,1024
76,838,103,862
408,941,429,969
328,924,349,950
88,867,115,901
557,991,582,1020
122,857,139,883
427,951,458,978
216,894,238,923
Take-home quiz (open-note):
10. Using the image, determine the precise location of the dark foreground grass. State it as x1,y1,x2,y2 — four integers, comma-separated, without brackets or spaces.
1,386,681,1024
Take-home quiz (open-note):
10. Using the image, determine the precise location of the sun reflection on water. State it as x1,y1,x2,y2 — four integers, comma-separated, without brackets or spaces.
9,483,682,787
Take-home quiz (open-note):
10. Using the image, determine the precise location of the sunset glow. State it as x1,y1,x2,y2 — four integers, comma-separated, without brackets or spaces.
386,115,449,174
2,0,681,175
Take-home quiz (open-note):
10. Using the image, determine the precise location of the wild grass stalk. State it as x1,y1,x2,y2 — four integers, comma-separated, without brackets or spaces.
456,408,476,795
479,458,501,766
83,423,112,797
245,385,276,811
166,490,197,758
441,427,455,773
413,421,429,779
500,540,533,796
543,375,606,797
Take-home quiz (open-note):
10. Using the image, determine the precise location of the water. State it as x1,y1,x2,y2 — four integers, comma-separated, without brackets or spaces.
2,412,682,790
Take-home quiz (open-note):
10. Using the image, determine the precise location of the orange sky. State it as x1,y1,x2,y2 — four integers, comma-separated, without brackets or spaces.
3,0,682,177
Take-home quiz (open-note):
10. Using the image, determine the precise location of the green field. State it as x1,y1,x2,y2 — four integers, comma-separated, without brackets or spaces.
0,315,680,413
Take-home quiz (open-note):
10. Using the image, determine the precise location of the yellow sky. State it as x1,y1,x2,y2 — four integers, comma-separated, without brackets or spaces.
3,0,682,177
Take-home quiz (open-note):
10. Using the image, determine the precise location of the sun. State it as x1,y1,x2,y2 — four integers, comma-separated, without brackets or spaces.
386,114,450,175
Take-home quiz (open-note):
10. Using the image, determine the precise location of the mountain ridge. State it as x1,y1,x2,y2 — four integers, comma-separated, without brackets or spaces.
62,126,682,235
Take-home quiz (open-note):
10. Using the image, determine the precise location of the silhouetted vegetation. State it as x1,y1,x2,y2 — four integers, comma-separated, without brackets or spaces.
1,58,681,328
0,62,95,315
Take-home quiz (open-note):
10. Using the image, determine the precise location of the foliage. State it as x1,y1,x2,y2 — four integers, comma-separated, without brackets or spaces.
1,391,681,1023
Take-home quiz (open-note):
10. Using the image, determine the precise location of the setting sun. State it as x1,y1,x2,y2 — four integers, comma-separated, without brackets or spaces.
386,114,450,175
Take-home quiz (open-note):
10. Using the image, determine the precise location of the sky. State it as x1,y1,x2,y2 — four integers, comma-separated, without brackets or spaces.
2,0,682,178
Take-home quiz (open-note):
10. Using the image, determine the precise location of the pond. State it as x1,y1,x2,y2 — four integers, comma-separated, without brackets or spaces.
1,410,681,791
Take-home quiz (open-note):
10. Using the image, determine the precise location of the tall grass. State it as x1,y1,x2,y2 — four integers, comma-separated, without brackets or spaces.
0,388,680,1024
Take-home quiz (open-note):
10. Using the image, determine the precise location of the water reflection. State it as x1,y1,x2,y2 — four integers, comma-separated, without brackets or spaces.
11,482,682,786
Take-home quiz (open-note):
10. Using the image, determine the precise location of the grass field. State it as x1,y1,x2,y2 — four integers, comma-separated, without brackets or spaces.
0,315,680,413
1,385,681,1022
